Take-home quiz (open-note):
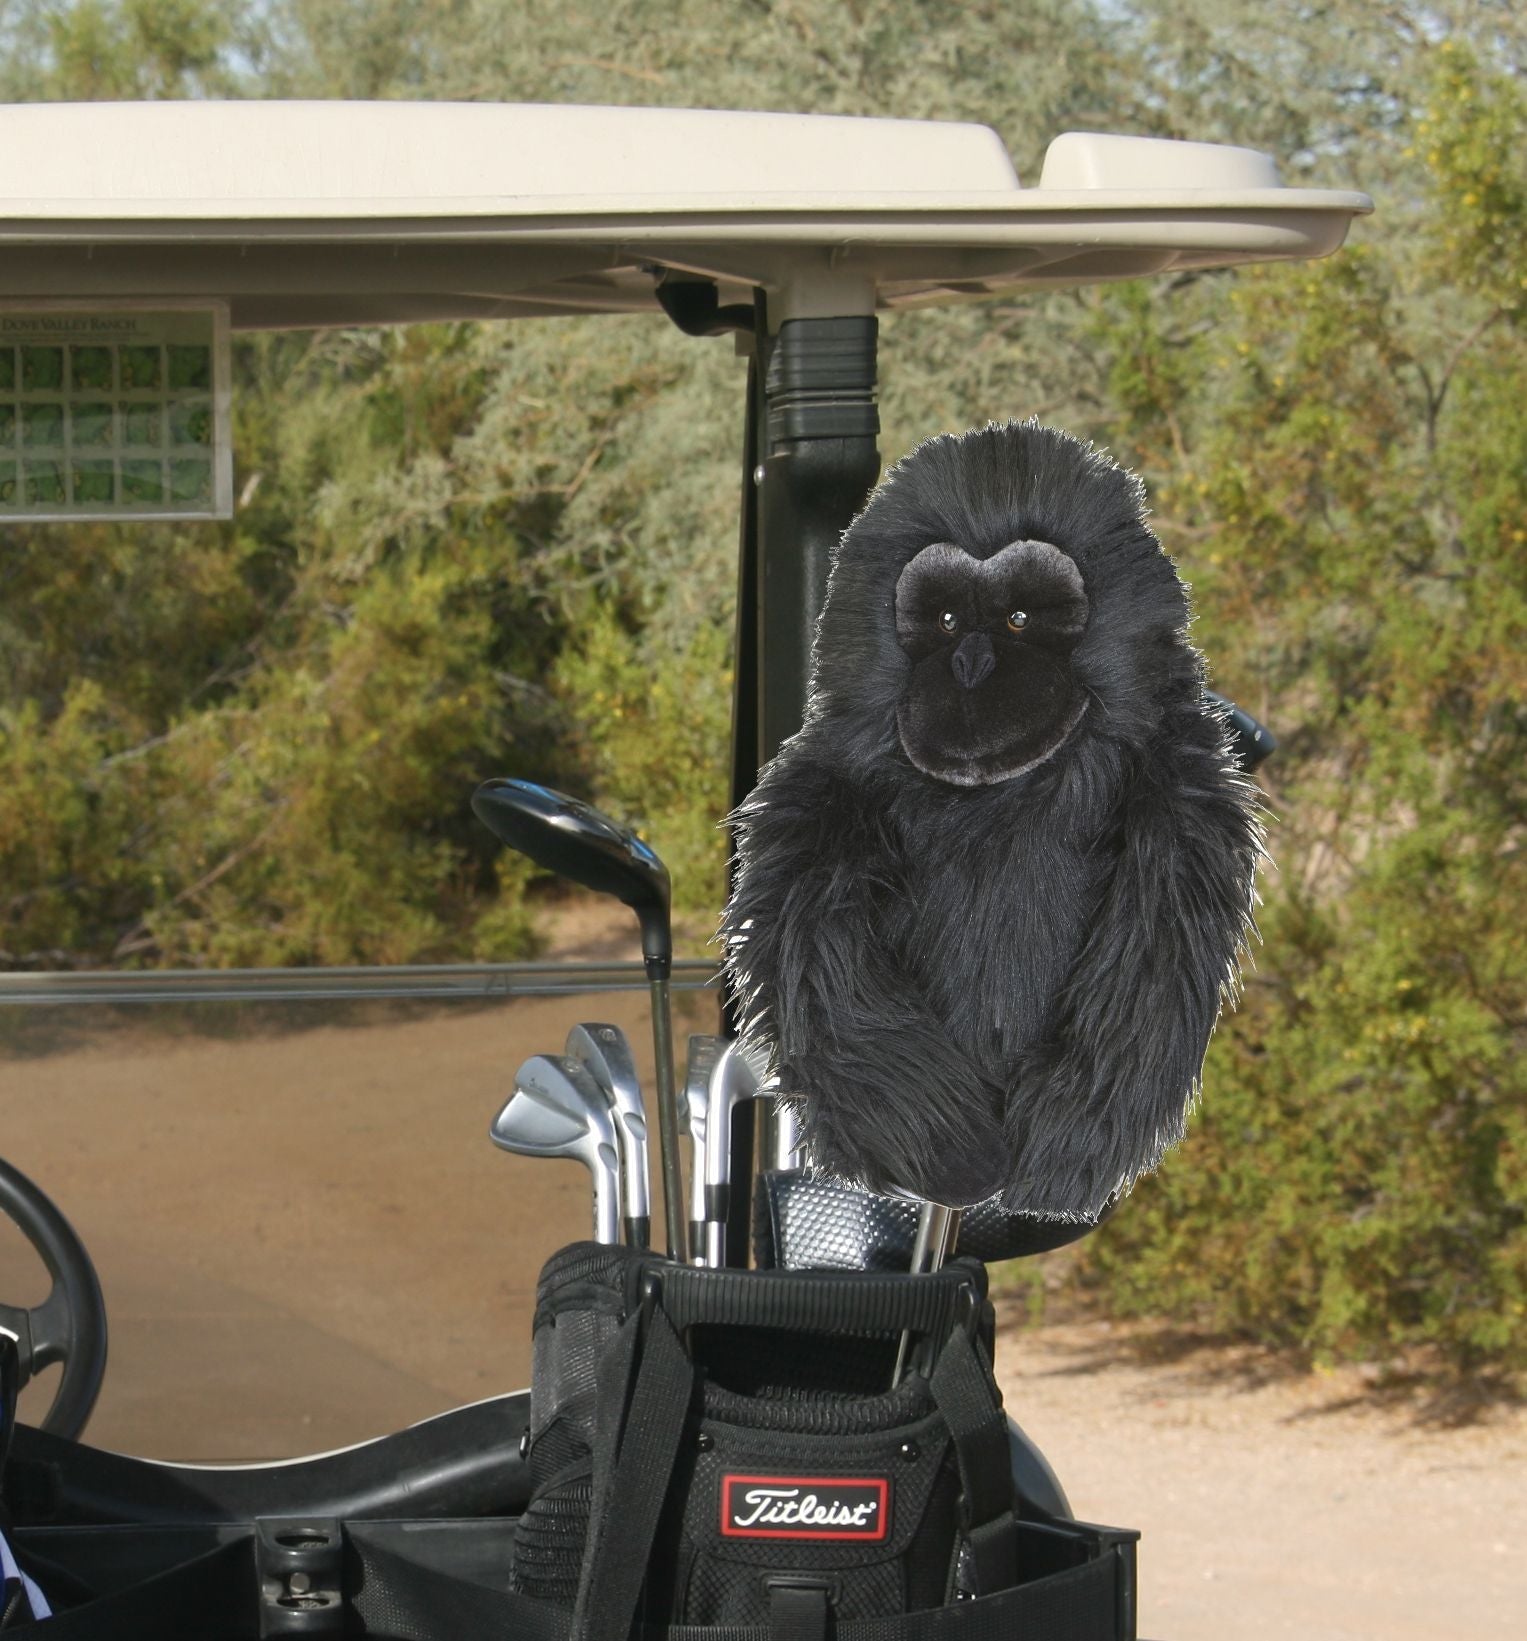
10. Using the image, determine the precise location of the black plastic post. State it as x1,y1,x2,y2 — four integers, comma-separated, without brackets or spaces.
753,316,882,765
723,311,882,1262
729,351,762,818
664,287,882,1265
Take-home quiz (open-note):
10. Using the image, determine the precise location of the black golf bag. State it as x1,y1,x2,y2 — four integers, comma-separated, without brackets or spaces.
0,1189,1138,1640
498,1237,1138,1641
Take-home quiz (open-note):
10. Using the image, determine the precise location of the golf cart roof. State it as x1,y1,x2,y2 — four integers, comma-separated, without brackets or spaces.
0,101,1370,329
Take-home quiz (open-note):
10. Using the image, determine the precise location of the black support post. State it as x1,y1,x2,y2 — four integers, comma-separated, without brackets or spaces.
753,315,882,767
723,309,882,1263
729,350,762,818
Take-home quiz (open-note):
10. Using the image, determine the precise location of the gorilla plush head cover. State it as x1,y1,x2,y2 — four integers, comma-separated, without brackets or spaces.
722,420,1263,1220
810,421,1193,777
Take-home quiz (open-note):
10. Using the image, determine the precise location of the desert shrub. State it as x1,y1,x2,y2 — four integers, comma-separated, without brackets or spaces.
551,606,733,922
1076,40,1525,1383
1083,823,1523,1380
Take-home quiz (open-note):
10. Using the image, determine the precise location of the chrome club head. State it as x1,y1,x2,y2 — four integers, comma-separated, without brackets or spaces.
491,1054,624,1245
683,1035,723,1260
701,1039,770,1268
473,778,685,1260
566,1023,651,1249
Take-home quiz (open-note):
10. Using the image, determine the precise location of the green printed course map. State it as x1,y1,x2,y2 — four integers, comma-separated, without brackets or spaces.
0,308,229,519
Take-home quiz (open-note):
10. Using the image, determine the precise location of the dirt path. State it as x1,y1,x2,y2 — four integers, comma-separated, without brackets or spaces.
3,900,1521,1637
995,1312,1524,1640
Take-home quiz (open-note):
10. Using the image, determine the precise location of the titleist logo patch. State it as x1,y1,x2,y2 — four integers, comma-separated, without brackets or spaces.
720,1474,889,1541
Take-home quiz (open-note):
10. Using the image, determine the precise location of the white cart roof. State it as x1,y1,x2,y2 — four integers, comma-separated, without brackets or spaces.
0,102,1371,328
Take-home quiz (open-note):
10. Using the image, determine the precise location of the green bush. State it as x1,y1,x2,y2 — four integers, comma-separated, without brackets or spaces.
552,606,733,922
1084,827,1524,1380
1075,42,1526,1385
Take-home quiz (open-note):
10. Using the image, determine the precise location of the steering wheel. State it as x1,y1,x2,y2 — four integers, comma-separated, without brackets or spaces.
0,1156,108,1440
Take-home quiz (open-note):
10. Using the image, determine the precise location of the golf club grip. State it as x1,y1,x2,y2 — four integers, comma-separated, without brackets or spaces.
638,1261,980,1339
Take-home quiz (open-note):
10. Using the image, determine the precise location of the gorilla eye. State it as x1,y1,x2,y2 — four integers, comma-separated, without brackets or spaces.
1006,610,1028,632
939,611,959,634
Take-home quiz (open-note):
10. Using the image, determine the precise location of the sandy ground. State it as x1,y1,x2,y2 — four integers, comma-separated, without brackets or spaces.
998,1311,1524,1640
2,900,1522,1638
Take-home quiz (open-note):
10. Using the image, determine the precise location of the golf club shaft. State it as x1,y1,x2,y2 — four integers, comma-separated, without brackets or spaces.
648,970,688,1261
684,1035,721,1263
890,1201,962,1387
594,1179,622,1246
763,1098,803,1172
704,1206,725,1270
689,1101,708,1261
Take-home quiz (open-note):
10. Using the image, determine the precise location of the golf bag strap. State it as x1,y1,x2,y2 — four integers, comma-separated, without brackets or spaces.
353,1533,1123,1641
768,1581,830,1641
574,1299,697,1641
928,1329,1018,1596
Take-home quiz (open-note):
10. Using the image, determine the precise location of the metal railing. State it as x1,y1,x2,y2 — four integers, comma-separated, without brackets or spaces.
0,960,719,1007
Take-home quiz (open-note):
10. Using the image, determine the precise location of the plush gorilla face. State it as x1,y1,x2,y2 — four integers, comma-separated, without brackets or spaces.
806,421,1191,784
894,538,1090,785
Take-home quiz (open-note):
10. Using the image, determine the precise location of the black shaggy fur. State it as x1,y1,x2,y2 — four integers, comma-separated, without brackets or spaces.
720,421,1263,1220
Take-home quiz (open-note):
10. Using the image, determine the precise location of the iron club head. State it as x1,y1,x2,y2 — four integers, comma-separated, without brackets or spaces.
491,1054,624,1246
701,1038,770,1268
566,1023,651,1249
682,1035,723,1261
472,778,685,1258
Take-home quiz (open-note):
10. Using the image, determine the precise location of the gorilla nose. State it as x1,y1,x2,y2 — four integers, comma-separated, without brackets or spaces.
950,631,995,691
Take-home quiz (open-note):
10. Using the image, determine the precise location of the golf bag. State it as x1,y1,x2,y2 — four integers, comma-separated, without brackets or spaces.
0,1243,1137,1641
510,1240,1137,1641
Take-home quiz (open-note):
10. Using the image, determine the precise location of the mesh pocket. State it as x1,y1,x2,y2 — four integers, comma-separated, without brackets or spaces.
653,1391,960,1626
530,1306,620,1448
509,1463,593,1606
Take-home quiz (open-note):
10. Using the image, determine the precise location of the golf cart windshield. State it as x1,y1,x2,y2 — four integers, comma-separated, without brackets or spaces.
0,99,1368,1455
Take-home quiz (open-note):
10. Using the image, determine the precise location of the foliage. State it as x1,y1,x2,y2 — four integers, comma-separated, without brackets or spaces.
0,0,251,97
1421,41,1527,321
2,326,556,964
551,606,733,918
0,0,1521,1377
1076,33,1525,1384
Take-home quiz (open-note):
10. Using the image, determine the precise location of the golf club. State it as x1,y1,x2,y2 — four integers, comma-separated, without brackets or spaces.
566,1022,651,1249
472,778,686,1261
701,1038,770,1268
683,1034,722,1262
491,1054,624,1246
763,1097,804,1173
889,1199,963,1386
